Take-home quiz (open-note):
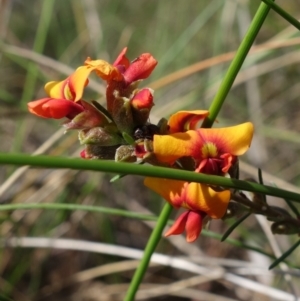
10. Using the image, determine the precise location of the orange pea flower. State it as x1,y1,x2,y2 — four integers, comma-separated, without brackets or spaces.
84,47,157,86
120,52,157,85
84,48,157,127
154,121,254,175
144,178,231,242
27,66,92,119
145,111,254,242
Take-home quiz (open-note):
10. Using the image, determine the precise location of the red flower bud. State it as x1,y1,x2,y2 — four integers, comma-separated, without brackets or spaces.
131,88,154,110
80,149,87,158
123,53,157,84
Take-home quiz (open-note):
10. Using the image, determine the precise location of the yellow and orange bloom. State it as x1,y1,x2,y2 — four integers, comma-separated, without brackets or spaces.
84,57,124,83
144,111,254,242
44,66,91,102
93,47,157,85
84,48,157,130
144,178,231,218
154,121,254,175
27,66,92,119
84,47,157,86
144,177,231,242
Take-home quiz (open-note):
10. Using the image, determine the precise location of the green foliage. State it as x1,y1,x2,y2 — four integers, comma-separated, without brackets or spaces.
1,1,300,300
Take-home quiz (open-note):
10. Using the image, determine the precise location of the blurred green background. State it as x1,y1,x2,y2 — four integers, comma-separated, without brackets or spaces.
0,0,300,300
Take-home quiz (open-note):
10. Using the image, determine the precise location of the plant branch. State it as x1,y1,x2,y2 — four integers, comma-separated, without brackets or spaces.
261,0,300,31
202,1,272,128
1,153,299,202
124,203,173,301
0,203,157,221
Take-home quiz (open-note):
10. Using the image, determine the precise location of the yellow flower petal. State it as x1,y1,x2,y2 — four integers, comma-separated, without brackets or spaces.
198,122,254,156
185,183,230,218
69,66,94,101
45,80,66,99
153,131,200,164
144,177,186,208
84,58,123,81
168,110,209,133
44,66,94,101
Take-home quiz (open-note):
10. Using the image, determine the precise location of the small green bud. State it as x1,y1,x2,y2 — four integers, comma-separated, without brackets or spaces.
271,220,300,235
122,132,135,145
111,91,134,134
157,118,169,134
115,145,136,162
222,202,248,220
84,144,118,160
79,126,124,146
267,206,292,222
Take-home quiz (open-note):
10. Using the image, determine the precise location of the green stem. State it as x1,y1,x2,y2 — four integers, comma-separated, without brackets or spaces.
0,203,157,222
261,0,300,31
221,212,251,242
1,153,299,201
0,202,282,262
202,1,272,128
124,203,172,301
269,239,300,270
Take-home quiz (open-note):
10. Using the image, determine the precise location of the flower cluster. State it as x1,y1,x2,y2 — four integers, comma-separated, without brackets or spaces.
28,48,254,243
28,48,158,161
